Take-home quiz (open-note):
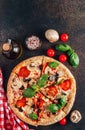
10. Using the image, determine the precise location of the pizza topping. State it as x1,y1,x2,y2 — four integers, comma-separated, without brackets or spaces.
39,99,44,109
58,95,66,108
70,110,82,123
59,79,71,91
16,98,26,108
23,87,36,98
47,86,58,96
29,113,38,120
48,62,59,69
19,108,23,112
18,66,30,78
37,74,48,88
23,74,48,98
48,104,59,113
48,75,56,81
19,85,24,90
39,64,43,70
48,96,66,113
23,78,31,82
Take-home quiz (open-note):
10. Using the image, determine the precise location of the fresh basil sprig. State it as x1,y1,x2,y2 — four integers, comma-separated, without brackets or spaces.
55,44,79,68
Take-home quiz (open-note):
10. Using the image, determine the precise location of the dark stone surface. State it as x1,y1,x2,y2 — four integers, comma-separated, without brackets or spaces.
0,0,85,130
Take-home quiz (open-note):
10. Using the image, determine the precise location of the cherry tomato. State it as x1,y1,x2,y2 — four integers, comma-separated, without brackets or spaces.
39,99,44,108
47,86,58,96
60,33,68,42
16,98,26,108
18,66,30,78
59,54,67,63
59,117,67,125
47,49,55,57
59,79,71,91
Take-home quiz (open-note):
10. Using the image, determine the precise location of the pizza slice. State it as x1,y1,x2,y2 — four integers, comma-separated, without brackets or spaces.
40,56,76,115
11,56,44,86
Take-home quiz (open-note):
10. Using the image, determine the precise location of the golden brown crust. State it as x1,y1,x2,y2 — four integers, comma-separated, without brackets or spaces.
7,56,76,126
7,72,16,104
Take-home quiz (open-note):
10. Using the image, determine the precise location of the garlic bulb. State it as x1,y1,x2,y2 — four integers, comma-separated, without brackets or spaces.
45,29,59,43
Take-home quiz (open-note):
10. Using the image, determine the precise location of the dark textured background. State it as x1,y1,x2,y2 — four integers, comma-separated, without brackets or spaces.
0,0,85,130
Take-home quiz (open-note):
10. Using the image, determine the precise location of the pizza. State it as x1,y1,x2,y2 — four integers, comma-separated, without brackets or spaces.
7,56,76,126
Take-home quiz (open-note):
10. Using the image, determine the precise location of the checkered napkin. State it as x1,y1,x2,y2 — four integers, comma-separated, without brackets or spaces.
0,68,33,130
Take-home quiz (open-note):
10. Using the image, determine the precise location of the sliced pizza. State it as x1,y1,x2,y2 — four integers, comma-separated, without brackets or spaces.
7,56,76,126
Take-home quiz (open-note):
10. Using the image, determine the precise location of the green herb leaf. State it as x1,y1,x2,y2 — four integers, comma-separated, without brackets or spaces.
48,104,59,113
29,113,38,120
58,96,66,107
49,62,59,68
67,49,74,56
22,88,35,98
69,52,79,68
31,84,40,92
37,74,48,88
55,44,71,52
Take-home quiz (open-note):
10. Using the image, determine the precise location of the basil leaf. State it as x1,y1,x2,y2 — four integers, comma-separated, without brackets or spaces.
37,74,48,88
49,62,59,68
58,96,66,107
22,88,35,98
48,104,59,113
55,44,71,52
69,52,79,68
67,49,74,56
31,84,40,92
29,113,38,120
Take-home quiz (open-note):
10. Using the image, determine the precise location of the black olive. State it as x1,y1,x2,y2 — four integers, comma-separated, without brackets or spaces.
19,108,23,112
52,113,56,115
20,85,24,90
31,105,35,108
23,78,31,82
55,73,59,80
39,65,42,70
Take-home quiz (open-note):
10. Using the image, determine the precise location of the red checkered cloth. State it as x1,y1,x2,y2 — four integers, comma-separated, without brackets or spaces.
0,68,33,130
